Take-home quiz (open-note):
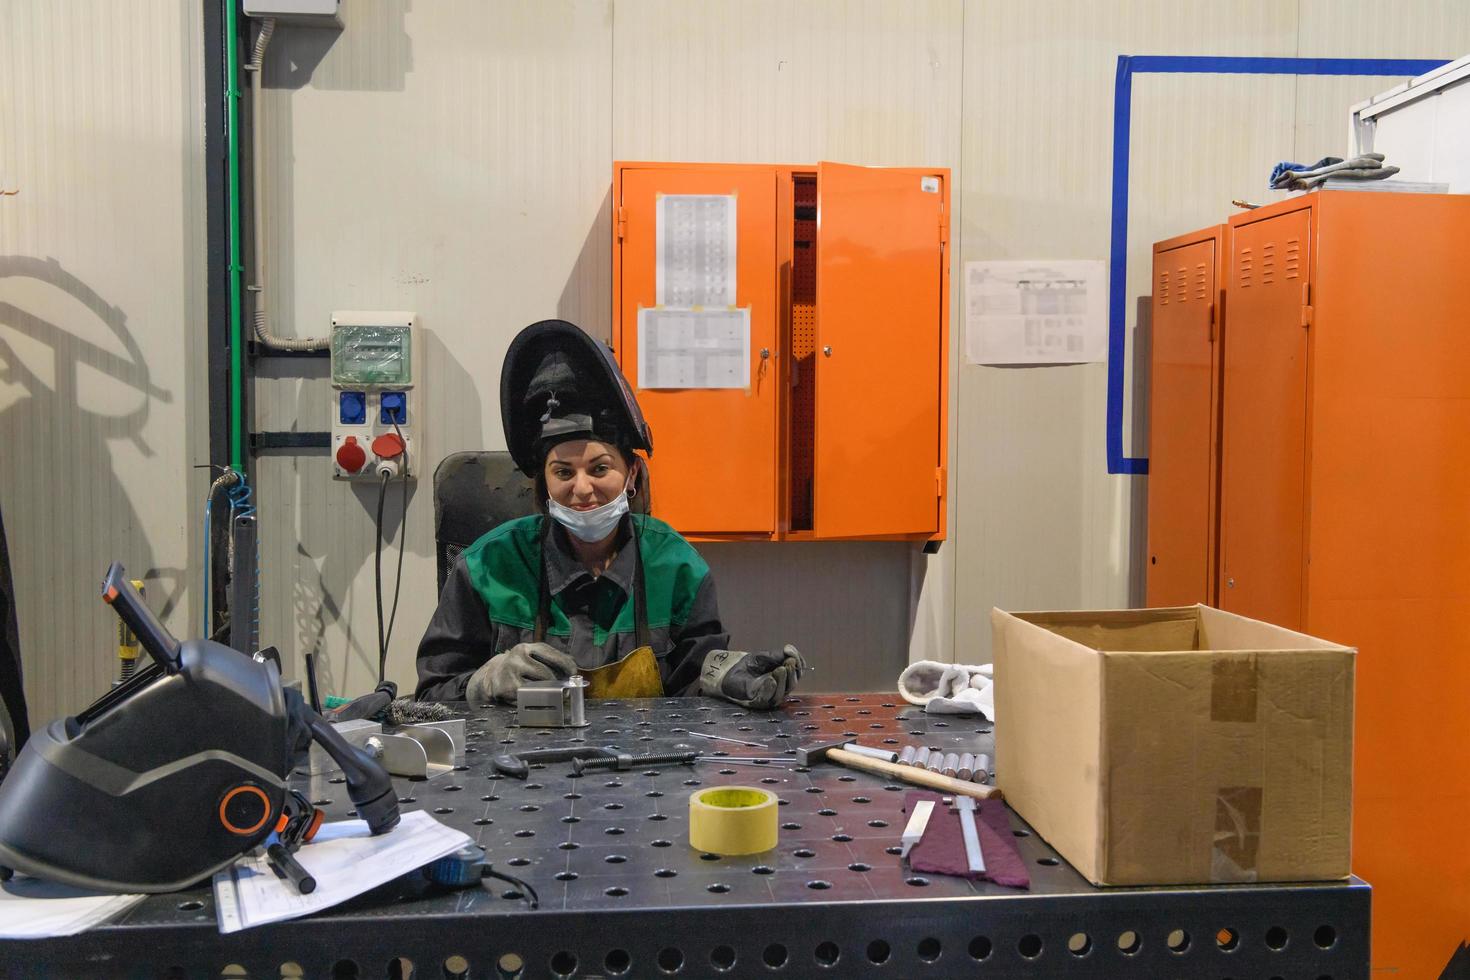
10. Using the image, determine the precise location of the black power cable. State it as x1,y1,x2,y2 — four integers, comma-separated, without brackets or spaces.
374,427,410,685
375,471,390,682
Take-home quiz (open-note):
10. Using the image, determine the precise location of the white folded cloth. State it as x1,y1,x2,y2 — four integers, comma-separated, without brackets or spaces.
897,660,995,719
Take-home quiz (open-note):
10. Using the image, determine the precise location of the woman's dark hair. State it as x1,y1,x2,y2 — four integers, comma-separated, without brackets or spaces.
533,445,650,515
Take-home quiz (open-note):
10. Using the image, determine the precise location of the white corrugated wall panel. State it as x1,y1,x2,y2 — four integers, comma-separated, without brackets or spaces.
0,0,207,725
954,1,1298,660
613,0,963,684
254,0,614,698
9,0,1470,725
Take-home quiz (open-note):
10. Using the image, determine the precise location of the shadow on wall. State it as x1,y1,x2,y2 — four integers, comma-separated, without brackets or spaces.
1130,295,1151,608
263,0,411,93
559,186,614,344
285,327,482,695
699,541,920,693
0,256,182,721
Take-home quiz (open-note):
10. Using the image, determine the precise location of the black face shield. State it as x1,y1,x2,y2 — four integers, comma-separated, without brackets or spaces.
500,320,652,476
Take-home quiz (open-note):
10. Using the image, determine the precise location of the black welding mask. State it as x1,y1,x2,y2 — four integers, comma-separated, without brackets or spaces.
0,564,399,893
500,319,653,477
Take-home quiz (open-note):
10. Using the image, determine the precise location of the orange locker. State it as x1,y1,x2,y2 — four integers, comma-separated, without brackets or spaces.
1145,225,1225,607
1150,191,1470,977
612,162,950,543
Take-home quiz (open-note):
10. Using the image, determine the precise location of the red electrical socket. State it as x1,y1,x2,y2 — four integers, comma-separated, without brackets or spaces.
371,432,405,460
335,436,367,474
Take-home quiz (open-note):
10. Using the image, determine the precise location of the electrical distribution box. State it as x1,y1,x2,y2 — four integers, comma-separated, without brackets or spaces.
1146,191,1470,978
329,311,422,481
612,161,950,543
241,0,342,27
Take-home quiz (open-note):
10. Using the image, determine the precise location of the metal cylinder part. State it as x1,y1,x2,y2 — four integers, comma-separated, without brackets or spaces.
912,747,931,769
926,749,945,774
843,742,899,764
973,753,992,784
956,752,975,781
897,745,917,766
941,752,960,777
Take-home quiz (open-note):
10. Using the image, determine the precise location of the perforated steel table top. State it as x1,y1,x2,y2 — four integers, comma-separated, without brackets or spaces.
0,695,1368,979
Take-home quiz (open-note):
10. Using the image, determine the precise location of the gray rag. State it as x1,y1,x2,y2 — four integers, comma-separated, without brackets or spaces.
1272,152,1398,191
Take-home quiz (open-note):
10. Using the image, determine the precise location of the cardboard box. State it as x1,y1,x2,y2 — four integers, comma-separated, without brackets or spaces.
990,605,1354,886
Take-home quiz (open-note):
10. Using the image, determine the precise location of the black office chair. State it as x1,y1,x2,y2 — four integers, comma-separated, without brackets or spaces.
432,452,536,594
432,450,654,593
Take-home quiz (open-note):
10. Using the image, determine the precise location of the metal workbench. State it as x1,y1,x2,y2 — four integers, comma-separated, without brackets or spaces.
0,694,1368,979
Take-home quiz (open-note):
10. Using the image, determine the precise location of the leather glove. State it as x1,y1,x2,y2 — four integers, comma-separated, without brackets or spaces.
466,643,580,706
700,644,805,710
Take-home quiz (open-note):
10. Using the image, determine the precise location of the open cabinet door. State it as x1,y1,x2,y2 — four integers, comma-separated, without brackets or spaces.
814,163,945,538
617,167,779,535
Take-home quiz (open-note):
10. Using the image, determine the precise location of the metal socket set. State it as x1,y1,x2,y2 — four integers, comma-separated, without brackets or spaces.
896,744,991,784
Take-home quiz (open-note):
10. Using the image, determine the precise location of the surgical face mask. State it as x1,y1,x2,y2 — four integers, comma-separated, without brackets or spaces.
547,488,629,542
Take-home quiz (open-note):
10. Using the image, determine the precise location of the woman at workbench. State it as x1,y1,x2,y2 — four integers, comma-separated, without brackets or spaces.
415,319,803,709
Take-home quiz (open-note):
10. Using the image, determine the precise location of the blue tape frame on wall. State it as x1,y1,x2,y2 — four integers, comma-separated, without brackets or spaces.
1106,55,1448,475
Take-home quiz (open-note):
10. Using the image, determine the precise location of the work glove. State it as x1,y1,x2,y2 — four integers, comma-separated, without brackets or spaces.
466,643,580,706
700,644,805,710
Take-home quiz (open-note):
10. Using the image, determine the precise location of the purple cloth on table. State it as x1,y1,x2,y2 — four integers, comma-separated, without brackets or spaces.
903,791,1030,889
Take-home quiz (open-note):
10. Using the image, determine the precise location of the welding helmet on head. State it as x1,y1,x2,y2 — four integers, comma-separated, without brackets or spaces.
500,320,653,477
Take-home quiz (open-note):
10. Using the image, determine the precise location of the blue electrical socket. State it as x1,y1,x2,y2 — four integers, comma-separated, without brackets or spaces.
339,391,367,425
380,391,408,425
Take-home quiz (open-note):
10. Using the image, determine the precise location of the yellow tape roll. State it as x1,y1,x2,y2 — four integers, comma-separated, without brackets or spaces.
688,786,778,856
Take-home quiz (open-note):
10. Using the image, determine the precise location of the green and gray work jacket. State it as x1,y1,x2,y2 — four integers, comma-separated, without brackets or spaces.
414,514,728,701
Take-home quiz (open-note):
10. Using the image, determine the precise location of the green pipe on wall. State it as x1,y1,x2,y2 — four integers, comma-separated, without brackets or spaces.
225,0,245,473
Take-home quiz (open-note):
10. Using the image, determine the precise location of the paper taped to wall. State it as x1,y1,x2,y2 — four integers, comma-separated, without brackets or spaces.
964,260,1106,365
656,194,737,306
638,307,750,389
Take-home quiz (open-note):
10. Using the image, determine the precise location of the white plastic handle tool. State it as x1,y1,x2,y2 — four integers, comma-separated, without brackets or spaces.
900,799,935,858
956,796,986,873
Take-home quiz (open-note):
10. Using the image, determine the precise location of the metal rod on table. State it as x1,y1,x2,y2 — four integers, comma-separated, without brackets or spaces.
675,730,766,749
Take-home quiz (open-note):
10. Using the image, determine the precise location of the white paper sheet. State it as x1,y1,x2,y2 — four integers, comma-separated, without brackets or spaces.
964,260,1106,365
0,877,145,938
637,307,750,389
656,194,737,306
212,809,470,934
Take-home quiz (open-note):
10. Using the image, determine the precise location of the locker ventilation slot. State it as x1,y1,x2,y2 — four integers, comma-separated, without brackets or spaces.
1262,243,1276,285
1174,267,1186,303
789,175,817,532
1158,269,1170,305
1239,248,1253,288
1194,263,1208,301
1285,239,1301,279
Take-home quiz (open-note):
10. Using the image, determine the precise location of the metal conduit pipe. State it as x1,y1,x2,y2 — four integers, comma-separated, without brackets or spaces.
246,18,329,352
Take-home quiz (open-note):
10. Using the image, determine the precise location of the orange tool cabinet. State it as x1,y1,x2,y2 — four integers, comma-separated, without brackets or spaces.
1145,224,1226,607
612,161,950,543
1148,191,1470,978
